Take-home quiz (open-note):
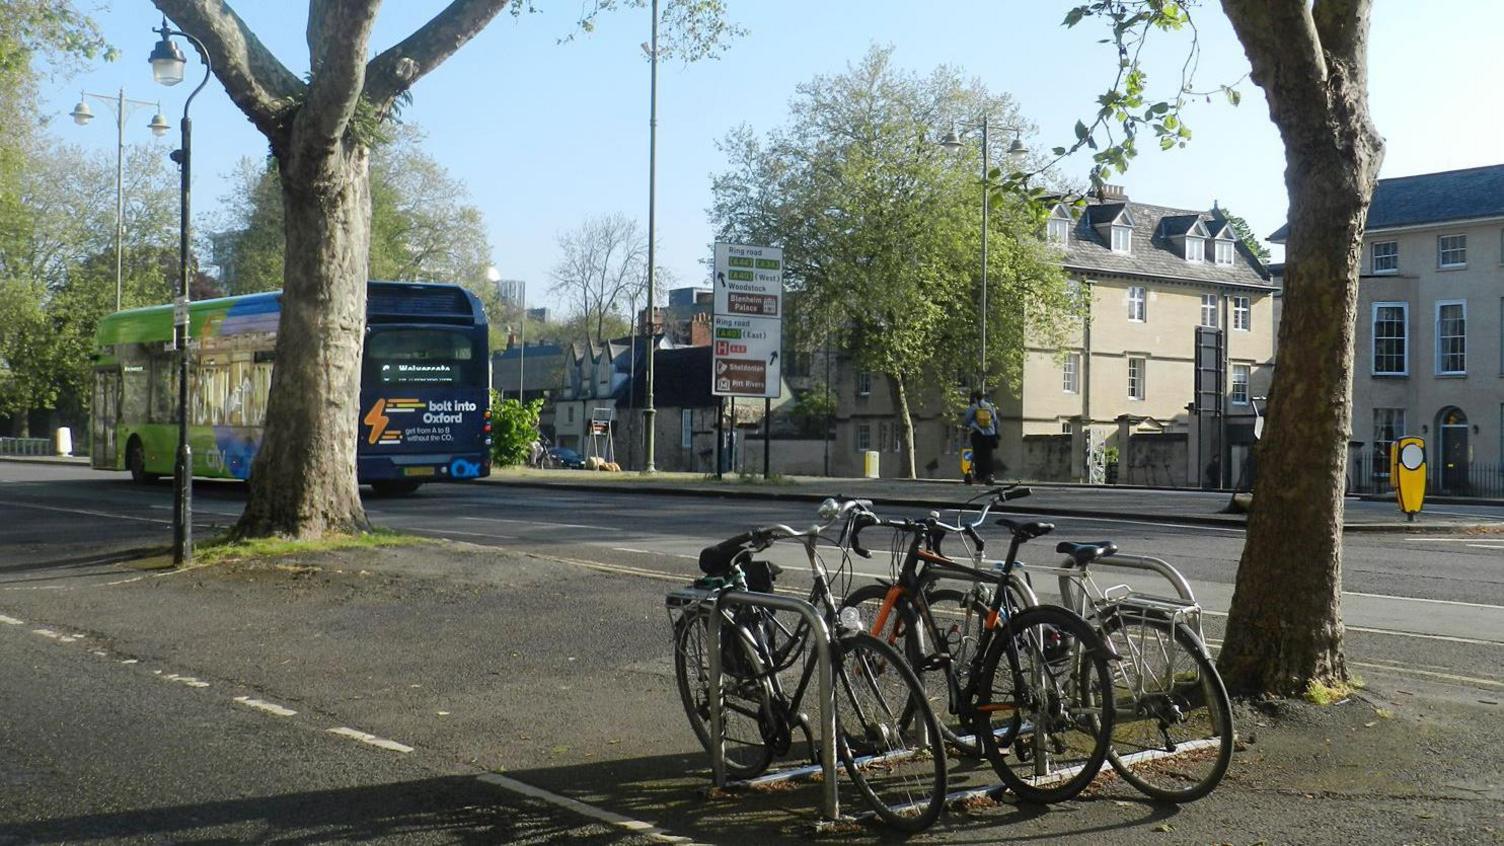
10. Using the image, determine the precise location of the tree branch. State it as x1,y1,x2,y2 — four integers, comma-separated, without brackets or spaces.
299,0,381,146
1220,0,1331,125
152,0,303,142
363,0,512,113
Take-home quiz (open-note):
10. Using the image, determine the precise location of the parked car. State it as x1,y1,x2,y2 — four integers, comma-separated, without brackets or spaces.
547,446,586,470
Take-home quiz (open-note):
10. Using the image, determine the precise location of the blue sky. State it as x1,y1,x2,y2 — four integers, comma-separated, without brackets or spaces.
41,2,1504,314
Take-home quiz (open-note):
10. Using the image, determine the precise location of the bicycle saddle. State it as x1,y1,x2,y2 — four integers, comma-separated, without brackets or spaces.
994,517,1055,540
1055,540,1118,567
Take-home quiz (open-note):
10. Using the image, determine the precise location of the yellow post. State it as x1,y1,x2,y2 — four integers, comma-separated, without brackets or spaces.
1390,436,1426,521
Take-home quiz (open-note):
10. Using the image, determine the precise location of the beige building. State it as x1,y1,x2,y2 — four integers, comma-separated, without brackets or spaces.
812,187,1279,485
1300,164,1504,494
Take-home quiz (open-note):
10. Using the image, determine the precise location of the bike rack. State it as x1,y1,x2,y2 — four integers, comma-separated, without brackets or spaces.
707,590,840,822
1093,553,1203,641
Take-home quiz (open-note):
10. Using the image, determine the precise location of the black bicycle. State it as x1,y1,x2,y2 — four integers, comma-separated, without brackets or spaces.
839,488,1117,803
667,499,948,831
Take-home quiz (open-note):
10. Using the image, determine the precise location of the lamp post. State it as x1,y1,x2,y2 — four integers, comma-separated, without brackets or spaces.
70,90,170,311
150,18,211,567
939,117,1025,395
641,0,659,473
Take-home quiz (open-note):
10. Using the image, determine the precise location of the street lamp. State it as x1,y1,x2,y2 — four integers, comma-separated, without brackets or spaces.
940,117,1026,395
150,17,211,567
641,0,660,473
70,90,170,311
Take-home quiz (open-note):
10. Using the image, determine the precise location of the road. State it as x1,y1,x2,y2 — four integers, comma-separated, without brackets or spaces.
1,462,1501,843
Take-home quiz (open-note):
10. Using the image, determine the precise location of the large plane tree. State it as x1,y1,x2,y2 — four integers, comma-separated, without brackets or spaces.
151,1,732,539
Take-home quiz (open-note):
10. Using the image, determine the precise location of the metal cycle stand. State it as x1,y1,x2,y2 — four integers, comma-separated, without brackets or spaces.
1077,553,1203,642
707,590,840,823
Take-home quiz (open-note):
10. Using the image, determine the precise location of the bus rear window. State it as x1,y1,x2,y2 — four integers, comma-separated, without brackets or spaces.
365,329,483,385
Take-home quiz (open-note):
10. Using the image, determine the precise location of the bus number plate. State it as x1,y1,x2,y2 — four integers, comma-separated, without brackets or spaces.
403,467,436,477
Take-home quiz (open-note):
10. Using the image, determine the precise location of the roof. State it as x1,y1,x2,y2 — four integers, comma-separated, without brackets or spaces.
493,343,564,362
1061,200,1271,288
619,346,716,409
1268,163,1504,241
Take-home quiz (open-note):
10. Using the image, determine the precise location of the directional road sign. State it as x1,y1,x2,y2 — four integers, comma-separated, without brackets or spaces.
712,243,782,398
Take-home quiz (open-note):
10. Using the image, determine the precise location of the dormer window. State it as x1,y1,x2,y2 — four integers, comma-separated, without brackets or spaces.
1214,239,1235,265
1089,204,1135,254
1046,203,1072,245
1185,234,1205,262
1111,225,1132,254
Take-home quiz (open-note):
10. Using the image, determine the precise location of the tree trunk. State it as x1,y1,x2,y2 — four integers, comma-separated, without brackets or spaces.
234,138,372,538
890,373,917,480
1215,0,1383,697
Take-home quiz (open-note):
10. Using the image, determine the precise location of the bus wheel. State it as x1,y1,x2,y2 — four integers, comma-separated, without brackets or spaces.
126,437,159,485
370,480,422,497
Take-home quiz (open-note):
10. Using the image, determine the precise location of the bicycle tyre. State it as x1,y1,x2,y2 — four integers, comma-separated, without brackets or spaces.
672,612,774,779
975,604,1114,804
1099,614,1234,802
834,631,947,832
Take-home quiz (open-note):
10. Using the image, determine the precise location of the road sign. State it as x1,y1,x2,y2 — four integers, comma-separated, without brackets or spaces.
712,243,782,398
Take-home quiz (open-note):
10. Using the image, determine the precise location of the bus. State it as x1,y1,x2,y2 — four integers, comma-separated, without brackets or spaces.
92,281,492,495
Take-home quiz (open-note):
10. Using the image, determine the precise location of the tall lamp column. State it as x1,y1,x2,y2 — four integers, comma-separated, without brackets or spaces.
641,0,659,473
150,18,211,567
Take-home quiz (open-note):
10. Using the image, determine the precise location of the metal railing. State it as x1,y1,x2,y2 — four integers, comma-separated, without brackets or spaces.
707,590,839,821
1351,449,1504,499
0,437,51,456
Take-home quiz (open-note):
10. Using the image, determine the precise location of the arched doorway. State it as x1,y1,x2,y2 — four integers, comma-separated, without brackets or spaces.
1436,406,1469,493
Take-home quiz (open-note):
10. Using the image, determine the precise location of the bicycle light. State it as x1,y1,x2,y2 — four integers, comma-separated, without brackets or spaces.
817,498,840,521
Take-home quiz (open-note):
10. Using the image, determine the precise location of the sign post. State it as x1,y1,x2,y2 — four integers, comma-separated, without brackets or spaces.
1390,436,1426,522
712,242,783,431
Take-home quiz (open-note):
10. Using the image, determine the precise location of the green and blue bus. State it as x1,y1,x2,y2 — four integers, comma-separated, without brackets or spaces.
91,281,492,495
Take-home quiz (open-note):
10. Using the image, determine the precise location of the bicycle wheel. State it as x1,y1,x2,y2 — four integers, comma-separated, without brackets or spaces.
672,612,773,779
834,632,947,832
1099,614,1233,802
975,605,1114,804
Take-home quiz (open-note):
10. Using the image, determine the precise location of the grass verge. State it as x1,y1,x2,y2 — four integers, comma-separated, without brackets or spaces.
122,528,430,570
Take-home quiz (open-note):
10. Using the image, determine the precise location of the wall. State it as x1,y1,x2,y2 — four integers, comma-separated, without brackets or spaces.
1021,434,1074,481
1121,432,1188,487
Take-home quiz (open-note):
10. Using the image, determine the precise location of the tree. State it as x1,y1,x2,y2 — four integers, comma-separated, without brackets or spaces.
710,46,1076,478
1059,1,1382,697
214,127,494,295
549,213,647,346
152,0,733,539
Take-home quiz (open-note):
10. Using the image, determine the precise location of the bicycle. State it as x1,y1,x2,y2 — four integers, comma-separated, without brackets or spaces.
838,488,1117,804
667,498,948,831
1042,540,1235,802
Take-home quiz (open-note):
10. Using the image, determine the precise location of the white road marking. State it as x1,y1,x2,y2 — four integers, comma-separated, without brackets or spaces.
0,614,24,625
1198,607,1501,646
1404,537,1504,543
120,658,138,664
234,696,297,717
477,772,705,845
1468,543,1504,550
163,673,210,688
1343,591,1504,611
1350,661,1504,690
612,547,656,555
32,628,60,639
0,500,167,524
327,727,414,753
465,516,622,532
406,527,518,540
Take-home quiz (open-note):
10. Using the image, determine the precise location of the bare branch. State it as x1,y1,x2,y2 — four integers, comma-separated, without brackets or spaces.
363,0,511,113
298,0,381,146
152,0,303,142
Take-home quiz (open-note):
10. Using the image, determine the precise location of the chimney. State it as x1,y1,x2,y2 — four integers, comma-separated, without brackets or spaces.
690,312,711,347
1096,184,1128,202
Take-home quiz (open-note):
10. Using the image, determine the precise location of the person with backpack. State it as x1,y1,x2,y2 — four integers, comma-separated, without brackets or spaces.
964,390,999,485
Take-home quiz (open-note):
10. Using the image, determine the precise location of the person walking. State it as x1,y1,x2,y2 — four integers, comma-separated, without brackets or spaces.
964,390,999,485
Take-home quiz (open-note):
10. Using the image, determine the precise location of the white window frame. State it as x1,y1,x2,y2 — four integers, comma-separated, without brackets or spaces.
1371,240,1398,274
1435,299,1467,375
1127,356,1146,401
1373,408,1406,480
1232,296,1251,331
1371,301,1409,376
1111,224,1132,254
1231,364,1250,405
1127,286,1146,322
1062,352,1080,394
1214,239,1235,266
1439,234,1467,269
680,408,693,449
855,423,871,452
1200,294,1219,328
1185,235,1206,263
1060,420,1075,435
1047,216,1070,245
855,370,873,396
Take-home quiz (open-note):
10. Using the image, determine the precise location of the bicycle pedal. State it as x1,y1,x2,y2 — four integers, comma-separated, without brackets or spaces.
919,654,951,673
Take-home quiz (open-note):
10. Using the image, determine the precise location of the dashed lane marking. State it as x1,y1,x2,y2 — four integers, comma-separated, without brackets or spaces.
234,696,297,717
0,499,167,525
327,727,414,753
162,673,210,688
1343,591,1504,611
0,614,24,625
477,772,706,845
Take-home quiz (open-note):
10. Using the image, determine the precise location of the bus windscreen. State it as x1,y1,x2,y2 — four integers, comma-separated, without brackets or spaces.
365,329,484,386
